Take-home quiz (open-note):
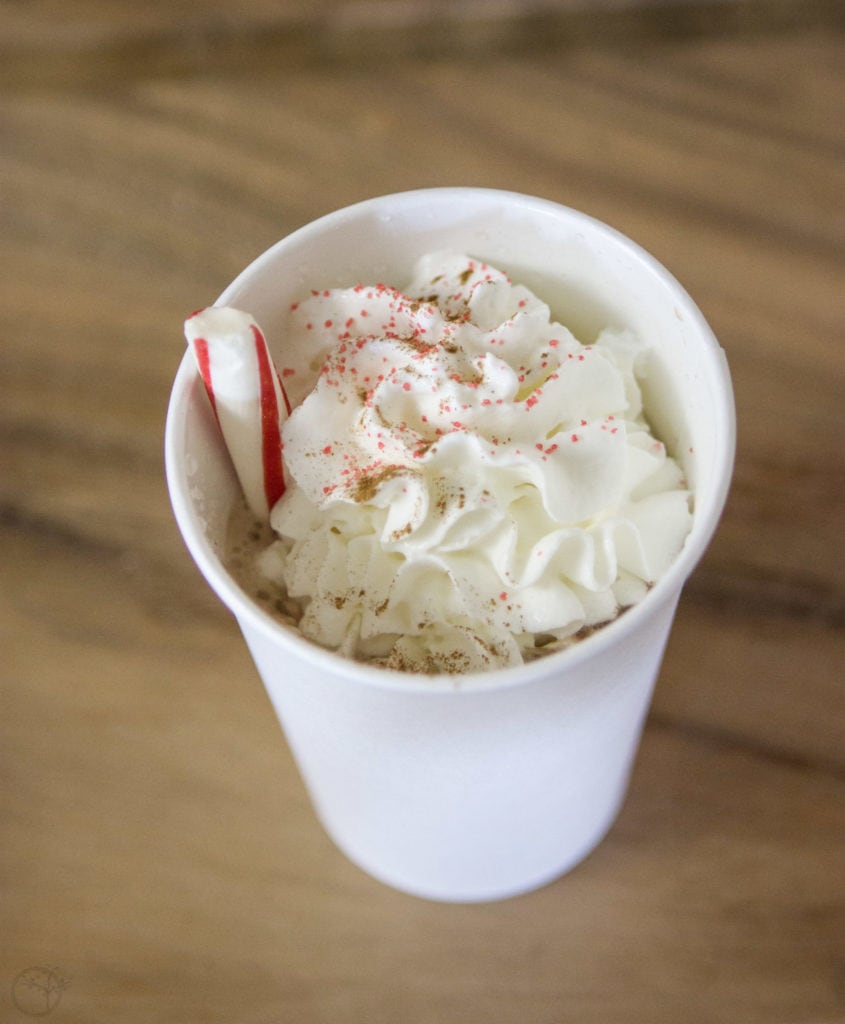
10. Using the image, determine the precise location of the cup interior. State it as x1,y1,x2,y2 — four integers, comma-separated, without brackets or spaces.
165,187,735,687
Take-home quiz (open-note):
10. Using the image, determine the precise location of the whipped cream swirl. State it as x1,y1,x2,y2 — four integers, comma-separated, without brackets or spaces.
257,253,692,673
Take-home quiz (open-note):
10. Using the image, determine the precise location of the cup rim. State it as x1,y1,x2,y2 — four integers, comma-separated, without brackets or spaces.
165,186,735,695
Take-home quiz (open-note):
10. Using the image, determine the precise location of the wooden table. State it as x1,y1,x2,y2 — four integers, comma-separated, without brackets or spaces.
2,4,843,1021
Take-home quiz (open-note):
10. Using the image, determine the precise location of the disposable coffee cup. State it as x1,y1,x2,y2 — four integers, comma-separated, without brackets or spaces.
165,188,735,902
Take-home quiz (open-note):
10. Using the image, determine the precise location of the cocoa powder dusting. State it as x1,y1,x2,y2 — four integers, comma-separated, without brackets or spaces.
352,465,404,503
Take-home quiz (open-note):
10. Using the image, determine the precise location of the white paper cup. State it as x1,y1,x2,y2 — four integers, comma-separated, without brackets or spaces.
165,188,735,902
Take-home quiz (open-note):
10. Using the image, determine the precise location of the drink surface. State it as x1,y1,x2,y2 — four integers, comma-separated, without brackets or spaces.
226,252,692,674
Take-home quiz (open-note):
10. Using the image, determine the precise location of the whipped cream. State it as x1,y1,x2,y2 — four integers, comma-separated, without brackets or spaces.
255,252,692,673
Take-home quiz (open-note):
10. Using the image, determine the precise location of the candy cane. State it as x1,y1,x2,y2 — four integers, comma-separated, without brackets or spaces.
184,306,290,520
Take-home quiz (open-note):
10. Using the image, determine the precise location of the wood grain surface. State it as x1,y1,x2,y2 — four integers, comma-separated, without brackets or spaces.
2,3,843,1022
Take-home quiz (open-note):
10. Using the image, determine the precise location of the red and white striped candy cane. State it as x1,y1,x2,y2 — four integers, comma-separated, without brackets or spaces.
184,306,291,520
